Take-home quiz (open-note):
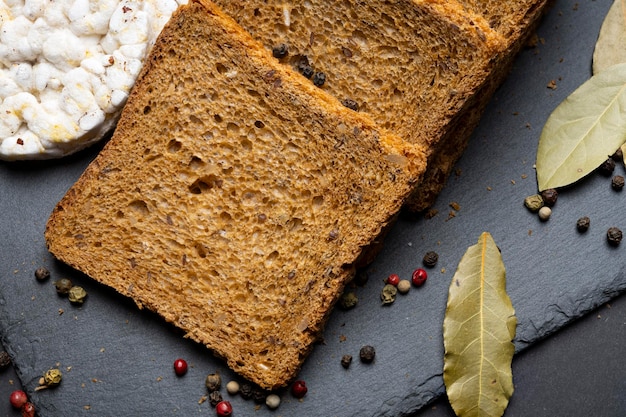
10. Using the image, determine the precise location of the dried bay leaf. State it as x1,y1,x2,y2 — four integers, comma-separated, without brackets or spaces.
443,232,516,417
593,0,626,74
536,62,626,191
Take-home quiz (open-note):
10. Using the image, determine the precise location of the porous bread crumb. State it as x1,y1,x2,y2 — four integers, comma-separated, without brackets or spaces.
45,0,424,390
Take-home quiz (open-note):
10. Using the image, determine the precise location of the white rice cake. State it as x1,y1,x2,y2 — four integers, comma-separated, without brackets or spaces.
0,0,187,160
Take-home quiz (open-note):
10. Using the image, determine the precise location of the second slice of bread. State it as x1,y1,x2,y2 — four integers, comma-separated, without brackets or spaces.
212,0,551,212
45,0,425,389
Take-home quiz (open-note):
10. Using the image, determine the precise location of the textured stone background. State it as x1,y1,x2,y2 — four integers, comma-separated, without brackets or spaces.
1,0,624,416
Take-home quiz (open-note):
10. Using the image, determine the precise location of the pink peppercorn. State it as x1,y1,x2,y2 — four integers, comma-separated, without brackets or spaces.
386,274,400,286
21,402,35,417
215,400,233,417
9,390,27,409
291,380,308,398
411,268,428,287
173,358,188,376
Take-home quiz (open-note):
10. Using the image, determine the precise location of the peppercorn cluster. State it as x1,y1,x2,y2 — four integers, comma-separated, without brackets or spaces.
526,148,625,245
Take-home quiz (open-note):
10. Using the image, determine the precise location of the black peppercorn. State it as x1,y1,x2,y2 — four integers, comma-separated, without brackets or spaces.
0,351,11,369
341,354,352,369
250,386,268,404
612,147,623,163
312,71,326,87
607,227,623,246
598,158,616,176
576,216,590,233
422,251,439,268
272,43,288,59
54,278,73,296
353,271,369,286
359,345,375,363
35,267,50,281
612,175,624,191
209,390,223,407
341,98,359,111
205,373,221,392
239,382,253,400
540,188,558,207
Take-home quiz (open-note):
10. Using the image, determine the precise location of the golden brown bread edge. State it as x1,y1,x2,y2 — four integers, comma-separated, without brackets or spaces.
212,0,553,212
406,0,553,211
45,0,426,390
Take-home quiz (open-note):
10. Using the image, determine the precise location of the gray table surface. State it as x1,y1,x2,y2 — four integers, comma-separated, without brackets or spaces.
1,0,625,416
0,292,622,417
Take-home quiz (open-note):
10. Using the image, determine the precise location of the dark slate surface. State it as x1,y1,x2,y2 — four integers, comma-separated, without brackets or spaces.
414,294,626,417
0,0,624,416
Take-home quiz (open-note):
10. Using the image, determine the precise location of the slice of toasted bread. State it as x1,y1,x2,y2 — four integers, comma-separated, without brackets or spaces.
212,0,551,211
45,0,425,389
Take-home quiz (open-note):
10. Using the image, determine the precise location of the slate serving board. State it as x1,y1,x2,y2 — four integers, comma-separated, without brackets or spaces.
0,0,623,416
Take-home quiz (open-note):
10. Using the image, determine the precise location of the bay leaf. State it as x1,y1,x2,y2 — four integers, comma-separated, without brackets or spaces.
536,62,626,191
443,232,516,417
593,0,626,74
